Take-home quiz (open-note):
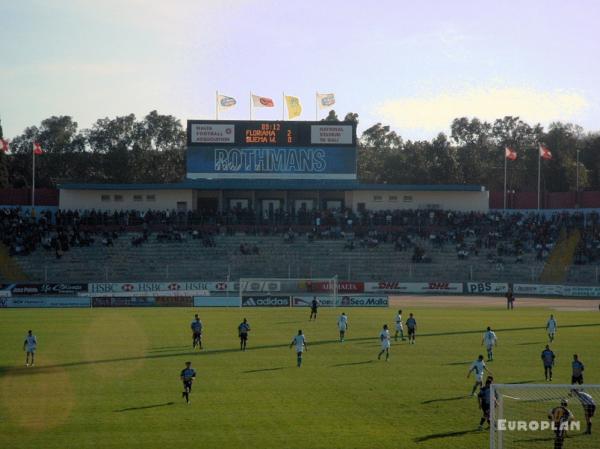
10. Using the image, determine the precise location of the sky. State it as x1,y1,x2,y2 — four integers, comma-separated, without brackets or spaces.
1,0,599,140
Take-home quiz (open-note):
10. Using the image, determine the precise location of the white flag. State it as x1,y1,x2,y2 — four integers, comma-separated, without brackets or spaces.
217,94,236,110
251,94,274,107
317,92,335,109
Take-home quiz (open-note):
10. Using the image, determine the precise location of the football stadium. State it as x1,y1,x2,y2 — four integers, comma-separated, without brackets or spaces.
1,2,600,449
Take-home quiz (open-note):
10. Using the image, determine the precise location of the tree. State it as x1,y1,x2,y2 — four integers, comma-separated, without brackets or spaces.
322,110,339,122
0,120,8,188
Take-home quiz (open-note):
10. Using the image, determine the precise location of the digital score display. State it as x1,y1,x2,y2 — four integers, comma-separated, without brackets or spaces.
188,120,356,147
243,122,296,145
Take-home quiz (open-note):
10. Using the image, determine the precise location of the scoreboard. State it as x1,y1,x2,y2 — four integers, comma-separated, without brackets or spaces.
187,120,356,147
186,120,357,180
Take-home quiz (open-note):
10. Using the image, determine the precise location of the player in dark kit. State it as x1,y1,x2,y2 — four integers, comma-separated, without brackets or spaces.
541,345,556,381
238,318,251,351
406,313,417,344
180,361,196,404
506,289,515,310
309,297,319,321
571,354,584,385
548,399,574,449
478,376,496,430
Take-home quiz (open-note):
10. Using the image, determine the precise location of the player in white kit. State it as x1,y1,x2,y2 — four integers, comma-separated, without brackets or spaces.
377,324,391,361
394,309,405,341
338,312,348,342
467,354,493,395
546,314,557,343
290,330,307,367
481,326,498,361
23,330,37,367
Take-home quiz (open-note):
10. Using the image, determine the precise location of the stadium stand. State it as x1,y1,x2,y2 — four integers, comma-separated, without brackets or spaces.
2,207,599,284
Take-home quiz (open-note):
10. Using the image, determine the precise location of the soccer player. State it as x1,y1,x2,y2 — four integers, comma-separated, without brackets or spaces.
547,314,558,343
406,313,417,344
290,330,307,367
394,309,405,341
570,389,596,434
548,399,574,449
180,361,196,404
571,354,585,385
506,289,515,310
481,326,498,361
338,312,348,342
190,314,203,350
541,345,556,381
468,355,493,396
309,297,319,321
238,318,250,351
377,324,391,361
478,376,496,430
23,330,37,367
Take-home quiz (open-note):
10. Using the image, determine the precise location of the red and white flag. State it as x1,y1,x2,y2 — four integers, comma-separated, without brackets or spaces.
0,138,8,153
33,142,43,155
539,144,552,160
251,94,274,108
505,146,517,161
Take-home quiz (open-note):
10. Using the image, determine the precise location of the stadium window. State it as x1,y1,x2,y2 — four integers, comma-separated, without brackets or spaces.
388,195,398,202
146,194,156,202
101,194,110,202
133,195,143,202
357,202,366,212
114,194,123,202
373,195,383,202
403,195,413,203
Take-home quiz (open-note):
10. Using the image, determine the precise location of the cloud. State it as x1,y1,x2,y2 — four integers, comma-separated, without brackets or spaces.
376,86,589,132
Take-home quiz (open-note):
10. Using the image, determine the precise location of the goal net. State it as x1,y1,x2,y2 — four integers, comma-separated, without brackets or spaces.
239,277,339,306
490,384,600,449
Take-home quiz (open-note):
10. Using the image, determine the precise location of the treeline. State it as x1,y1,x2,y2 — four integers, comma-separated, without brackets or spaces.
1,110,599,192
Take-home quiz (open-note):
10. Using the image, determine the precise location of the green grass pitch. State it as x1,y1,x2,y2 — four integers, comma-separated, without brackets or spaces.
0,304,599,449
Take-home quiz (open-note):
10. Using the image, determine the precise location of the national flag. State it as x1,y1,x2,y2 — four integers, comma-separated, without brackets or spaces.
285,95,302,119
217,94,237,110
505,146,517,161
317,92,335,109
0,138,8,153
33,142,43,155
539,144,552,160
251,94,274,108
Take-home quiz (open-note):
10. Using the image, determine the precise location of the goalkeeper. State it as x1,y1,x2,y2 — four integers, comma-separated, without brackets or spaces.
548,399,574,449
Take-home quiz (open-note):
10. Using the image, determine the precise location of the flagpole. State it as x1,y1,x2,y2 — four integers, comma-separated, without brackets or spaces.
249,91,252,120
315,91,318,120
503,149,507,210
282,92,285,120
31,148,36,211
216,90,219,120
537,146,541,210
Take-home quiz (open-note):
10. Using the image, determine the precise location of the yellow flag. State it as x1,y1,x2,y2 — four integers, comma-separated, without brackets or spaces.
285,95,302,119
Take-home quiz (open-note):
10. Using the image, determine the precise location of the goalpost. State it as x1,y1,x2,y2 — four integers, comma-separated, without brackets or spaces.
490,384,600,449
239,276,339,306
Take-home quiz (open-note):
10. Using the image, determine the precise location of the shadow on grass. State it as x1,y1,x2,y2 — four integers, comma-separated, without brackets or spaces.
242,367,286,373
1,323,598,377
421,395,469,404
445,361,473,366
332,360,373,367
514,433,586,443
415,428,481,442
516,341,545,346
114,402,174,412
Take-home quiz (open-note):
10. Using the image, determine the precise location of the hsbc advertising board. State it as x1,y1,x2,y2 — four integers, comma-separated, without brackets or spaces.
241,296,290,307
88,281,229,294
365,282,462,294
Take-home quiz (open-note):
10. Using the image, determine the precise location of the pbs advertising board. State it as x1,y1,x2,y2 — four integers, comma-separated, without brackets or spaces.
186,120,357,180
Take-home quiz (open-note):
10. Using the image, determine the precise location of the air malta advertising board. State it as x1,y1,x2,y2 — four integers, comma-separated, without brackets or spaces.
307,281,364,294
365,282,462,294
